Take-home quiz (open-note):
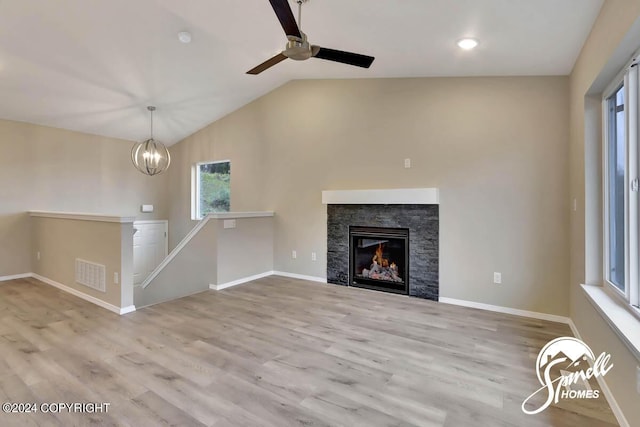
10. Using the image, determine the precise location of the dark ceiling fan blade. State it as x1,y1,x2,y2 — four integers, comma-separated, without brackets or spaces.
246,53,288,75
268,0,301,38
312,47,375,69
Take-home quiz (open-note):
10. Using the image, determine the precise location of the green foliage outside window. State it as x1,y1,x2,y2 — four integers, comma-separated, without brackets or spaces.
199,162,230,216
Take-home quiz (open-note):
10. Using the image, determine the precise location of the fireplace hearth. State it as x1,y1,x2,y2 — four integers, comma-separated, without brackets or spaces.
350,226,409,294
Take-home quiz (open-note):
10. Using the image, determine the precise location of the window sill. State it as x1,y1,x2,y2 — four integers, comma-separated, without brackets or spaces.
581,284,640,362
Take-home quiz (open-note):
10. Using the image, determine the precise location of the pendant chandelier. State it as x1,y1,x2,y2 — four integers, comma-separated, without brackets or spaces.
131,106,171,176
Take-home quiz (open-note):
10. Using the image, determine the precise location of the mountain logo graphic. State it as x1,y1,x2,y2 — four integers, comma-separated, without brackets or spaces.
522,337,613,415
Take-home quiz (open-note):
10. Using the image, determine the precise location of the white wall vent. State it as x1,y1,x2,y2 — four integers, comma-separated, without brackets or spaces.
75,258,106,292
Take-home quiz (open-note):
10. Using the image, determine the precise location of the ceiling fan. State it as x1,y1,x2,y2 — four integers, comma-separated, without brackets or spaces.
247,0,375,75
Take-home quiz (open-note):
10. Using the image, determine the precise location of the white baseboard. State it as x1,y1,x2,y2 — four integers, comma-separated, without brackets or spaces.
30,273,136,316
592,365,630,427
272,271,327,283
209,270,326,291
119,305,137,315
211,271,274,291
438,297,571,324
568,319,629,427
567,318,580,338
0,273,32,282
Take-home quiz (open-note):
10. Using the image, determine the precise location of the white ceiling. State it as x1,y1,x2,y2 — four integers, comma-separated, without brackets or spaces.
0,0,603,145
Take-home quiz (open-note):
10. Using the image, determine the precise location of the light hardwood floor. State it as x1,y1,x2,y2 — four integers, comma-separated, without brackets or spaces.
0,276,617,427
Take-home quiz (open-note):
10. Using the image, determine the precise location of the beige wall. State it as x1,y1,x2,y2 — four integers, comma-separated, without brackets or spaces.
0,119,169,277
169,76,570,316
31,216,131,308
215,216,274,285
569,1,640,424
167,110,270,249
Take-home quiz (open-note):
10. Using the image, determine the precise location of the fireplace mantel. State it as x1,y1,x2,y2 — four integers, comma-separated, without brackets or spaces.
321,188,439,205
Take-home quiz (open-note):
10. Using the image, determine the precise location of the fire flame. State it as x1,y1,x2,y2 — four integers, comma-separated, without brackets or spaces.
373,243,389,267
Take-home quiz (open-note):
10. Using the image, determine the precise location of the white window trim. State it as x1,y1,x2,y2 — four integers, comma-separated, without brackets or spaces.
602,79,629,301
602,49,640,312
591,50,640,364
191,159,231,221
628,66,640,308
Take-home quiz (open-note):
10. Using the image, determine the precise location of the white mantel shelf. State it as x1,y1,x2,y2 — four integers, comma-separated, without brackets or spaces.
322,188,439,205
29,211,136,223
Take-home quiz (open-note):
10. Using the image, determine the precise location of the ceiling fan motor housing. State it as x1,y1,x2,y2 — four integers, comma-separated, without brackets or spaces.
285,33,312,60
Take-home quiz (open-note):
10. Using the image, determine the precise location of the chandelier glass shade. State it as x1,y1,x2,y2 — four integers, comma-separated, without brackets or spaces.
131,106,171,176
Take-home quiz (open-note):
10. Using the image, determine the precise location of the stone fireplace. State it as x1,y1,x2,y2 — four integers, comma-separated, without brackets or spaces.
323,189,439,301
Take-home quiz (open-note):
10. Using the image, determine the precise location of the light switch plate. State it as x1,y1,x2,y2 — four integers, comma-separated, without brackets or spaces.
141,204,154,213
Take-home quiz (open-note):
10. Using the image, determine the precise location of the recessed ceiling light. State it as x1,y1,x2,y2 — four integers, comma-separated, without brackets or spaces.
178,31,192,44
457,38,479,50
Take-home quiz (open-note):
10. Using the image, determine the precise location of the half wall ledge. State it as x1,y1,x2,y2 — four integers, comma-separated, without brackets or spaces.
28,210,136,223
206,211,275,219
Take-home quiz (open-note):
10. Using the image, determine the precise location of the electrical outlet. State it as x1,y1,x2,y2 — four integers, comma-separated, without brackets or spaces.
404,158,411,169
114,272,119,284
292,250,297,259
493,272,502,284
311,252,317,261
37,251,40,261
637,366,640,394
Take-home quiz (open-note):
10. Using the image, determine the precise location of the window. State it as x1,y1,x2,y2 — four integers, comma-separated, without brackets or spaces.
192,161,230,220
603,57,639,309
606,85,626,292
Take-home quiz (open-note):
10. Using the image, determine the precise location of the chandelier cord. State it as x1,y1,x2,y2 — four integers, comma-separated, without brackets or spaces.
147,105,156,140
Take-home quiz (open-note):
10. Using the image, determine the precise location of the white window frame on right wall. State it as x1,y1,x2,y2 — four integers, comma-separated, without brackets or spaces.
602,51,640,311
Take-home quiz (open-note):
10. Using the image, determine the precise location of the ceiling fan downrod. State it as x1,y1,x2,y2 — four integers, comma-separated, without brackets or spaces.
297,0,304,31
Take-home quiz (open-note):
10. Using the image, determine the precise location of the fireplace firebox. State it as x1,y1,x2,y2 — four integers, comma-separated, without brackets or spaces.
349,226,409,294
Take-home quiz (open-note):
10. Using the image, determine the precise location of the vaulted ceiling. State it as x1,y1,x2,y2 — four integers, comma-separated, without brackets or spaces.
0,0,603,145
